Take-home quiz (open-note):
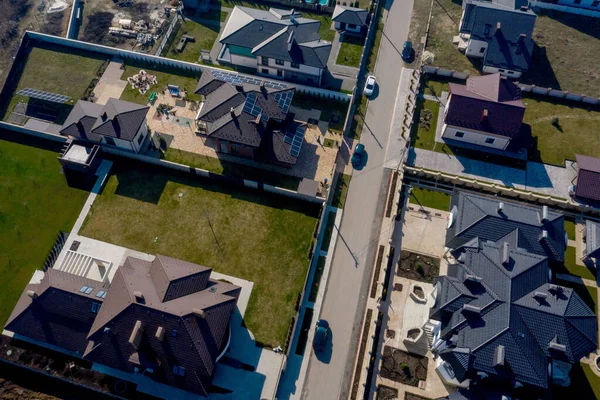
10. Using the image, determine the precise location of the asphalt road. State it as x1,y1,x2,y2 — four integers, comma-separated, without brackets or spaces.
300,0,415,398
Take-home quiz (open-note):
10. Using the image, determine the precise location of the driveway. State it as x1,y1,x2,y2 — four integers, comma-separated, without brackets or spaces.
300,0,415,397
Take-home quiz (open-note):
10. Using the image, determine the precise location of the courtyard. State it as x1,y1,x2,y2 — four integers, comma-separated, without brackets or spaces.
78,161,320,347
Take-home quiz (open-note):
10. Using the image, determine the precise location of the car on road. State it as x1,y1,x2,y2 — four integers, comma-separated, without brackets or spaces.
402,41,412,62
313,319,329,351
351,143,365,168
363,75,376,97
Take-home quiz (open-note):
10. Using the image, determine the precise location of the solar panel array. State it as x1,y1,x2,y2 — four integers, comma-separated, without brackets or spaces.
274,91,293,114
243,93,262,117
212,70,289,90
284,125,306,158
17,88,71,104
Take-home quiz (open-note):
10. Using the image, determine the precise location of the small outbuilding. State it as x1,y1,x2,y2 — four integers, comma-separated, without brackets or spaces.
332,5,368,36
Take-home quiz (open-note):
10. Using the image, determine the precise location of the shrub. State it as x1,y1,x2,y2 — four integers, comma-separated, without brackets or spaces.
416,263,424,275
399,362,410,372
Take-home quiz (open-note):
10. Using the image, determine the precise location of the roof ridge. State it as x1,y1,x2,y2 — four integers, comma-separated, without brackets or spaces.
252,26,288,54
506,323,547,386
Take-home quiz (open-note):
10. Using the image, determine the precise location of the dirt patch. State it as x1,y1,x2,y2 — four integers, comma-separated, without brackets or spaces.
0,378,59,400
380,346,428,387
398,250,440,283
377,385,399,400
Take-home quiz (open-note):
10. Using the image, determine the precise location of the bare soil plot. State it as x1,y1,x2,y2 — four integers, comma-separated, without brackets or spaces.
80,0,175,52
398,250,440,283
381,346,428,387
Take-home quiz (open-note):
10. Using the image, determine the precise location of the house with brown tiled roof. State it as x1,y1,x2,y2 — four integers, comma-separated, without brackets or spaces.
4,255,241,397
573,154,600,203
440,73,531,159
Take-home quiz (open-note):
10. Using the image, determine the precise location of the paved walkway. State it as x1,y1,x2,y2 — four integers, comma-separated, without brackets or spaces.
408,148,578,199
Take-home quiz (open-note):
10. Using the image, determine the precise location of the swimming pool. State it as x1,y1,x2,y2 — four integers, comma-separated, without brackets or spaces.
318,0,328,5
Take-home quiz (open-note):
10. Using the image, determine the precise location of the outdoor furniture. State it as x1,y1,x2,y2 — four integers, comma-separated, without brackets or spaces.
148,91,157,103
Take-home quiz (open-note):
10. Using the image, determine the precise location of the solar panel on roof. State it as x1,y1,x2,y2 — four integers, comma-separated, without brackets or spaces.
17,88,71,104
287,125,306,158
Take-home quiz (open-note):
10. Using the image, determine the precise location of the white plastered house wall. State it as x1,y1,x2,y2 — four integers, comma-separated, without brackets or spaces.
257,55,323,85
101,122,148,153
482,65,523,78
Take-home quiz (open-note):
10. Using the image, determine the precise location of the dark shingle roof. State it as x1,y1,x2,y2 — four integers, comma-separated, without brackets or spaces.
576,154,600,201
432,239,597,389
85,256,240,397
5,268,109,355
446,74,525,138
460,0,536,72
332,5,369,26
446,192,566,261
60,99,149,143
219,6,332,69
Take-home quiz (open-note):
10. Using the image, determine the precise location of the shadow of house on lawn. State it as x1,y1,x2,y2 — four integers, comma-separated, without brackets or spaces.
519,43,561,91
110,159,321,217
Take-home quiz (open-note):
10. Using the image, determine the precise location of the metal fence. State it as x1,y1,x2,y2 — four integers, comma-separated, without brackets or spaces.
155,7,183,57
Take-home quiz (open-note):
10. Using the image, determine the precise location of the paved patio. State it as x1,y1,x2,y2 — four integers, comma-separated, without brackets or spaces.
93,61,127,105
400,207,449,259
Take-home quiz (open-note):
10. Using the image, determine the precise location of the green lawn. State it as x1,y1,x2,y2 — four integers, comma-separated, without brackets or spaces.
336,35,364,68
426,0,479,74
523,95,600,166
409,187,451,211
164,147,301,190
202,9,229,22
332,173,351,209
527,11,600,98
2,43,105,120
411,99,441,151
165,18,220,63
565,218,576,241
0,134,90,327
79,162,319,347
119,65,202,105
561,246,596,281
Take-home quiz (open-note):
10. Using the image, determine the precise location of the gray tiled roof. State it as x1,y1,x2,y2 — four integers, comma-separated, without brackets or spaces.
220,6,332,69
446,192,566,261
60,99,149,143
460,0,535,72
432,238,597,388
332,5,368,26
586,220,600,258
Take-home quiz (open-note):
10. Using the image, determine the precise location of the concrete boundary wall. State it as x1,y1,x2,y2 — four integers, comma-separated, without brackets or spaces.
422,66,600,105
0,121,325,204
22,31,351,102
529,1,600,17
66,0,81,39
154,7,183,56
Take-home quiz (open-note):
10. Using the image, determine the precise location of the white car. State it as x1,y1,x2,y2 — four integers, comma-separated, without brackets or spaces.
364,75,376,97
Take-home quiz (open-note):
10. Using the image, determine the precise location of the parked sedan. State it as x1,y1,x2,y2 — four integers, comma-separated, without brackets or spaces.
402,41,412,62
313,319,329,351
364,75,376,97
351,143,365,168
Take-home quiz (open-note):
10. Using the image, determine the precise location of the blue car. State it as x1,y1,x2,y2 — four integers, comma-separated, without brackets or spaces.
313,319,329,351
351,143,365,168
402,41,412,62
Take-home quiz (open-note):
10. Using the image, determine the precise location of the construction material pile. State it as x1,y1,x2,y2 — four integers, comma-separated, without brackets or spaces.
127,70,158,95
